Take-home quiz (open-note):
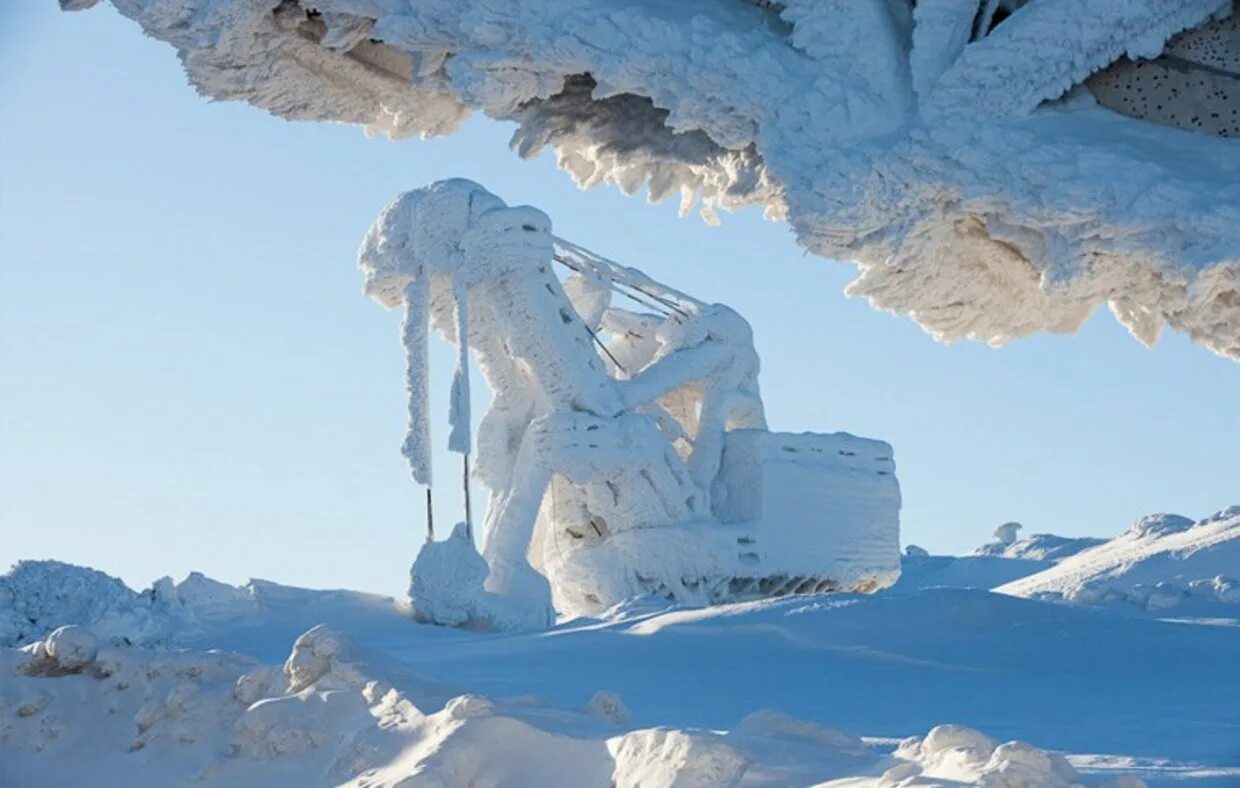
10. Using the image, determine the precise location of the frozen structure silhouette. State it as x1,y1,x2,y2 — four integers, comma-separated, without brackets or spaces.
360,180,900,628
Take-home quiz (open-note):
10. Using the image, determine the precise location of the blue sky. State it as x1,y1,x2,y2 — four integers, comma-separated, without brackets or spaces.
2,3,1236,597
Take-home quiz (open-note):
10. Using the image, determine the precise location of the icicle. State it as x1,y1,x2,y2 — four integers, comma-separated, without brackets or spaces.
447,271,472,456
401,276,432,486
447,271,474,541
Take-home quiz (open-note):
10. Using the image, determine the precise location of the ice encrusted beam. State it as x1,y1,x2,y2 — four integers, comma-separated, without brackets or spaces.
62,0,1240,360
910,0,979,103
401,278,432,486
923,0,1233,119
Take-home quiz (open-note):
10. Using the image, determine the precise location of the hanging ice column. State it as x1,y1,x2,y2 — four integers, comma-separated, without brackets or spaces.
360,180,901,630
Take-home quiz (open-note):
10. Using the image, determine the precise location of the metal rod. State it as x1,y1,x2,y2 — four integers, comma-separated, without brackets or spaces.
547,254,633,375
462,453,474,543
552,254,672,317
425,487,435,542
551,236,701,316
582,322,628,376
555,250,686,317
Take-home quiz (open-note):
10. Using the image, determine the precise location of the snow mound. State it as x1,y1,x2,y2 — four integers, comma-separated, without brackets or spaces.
0,560,277,648
409,523,493,629
0,624,1143,786
18,626,101,677
889,724,1084,787
38,626,99,673
2,624,441,785
0,561,167,647
1127,513,1195,538
407,522,553,631
891,552,1052,593
0,561,407,652
973,533,1107,562
893,524,1105,593
997,506,1240,614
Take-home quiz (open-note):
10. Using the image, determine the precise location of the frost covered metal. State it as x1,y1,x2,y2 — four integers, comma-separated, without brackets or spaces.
61,0,1240,360
359,180,901,629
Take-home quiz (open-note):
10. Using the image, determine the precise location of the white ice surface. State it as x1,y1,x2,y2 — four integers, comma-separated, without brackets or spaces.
64,0,1240,359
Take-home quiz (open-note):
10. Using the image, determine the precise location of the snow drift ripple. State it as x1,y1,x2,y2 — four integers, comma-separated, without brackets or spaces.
1,622,1146,786
61,0,1240,359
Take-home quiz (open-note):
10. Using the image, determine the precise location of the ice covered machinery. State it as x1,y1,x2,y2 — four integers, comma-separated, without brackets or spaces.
360,180,899,629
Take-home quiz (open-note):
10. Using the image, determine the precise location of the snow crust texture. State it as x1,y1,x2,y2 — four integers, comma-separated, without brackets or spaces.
1,618,1143,787
0,561,166,647
66,0,1240,359
998,506,1240,614
5,551,1239,784
0,561,374,650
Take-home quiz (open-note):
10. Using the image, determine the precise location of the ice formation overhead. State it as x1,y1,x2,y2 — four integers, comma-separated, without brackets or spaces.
359,180,900,629
62,0,1240,359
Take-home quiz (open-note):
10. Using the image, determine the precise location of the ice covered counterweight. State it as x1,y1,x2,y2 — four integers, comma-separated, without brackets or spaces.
359,180,899,629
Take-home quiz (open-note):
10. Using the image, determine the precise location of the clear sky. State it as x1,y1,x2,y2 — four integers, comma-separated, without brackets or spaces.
2,4,1237,598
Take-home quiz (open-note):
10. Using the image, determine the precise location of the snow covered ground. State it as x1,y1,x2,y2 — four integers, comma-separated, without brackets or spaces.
4,511,1239,787
1000,507,1240,616
894,525,1105,594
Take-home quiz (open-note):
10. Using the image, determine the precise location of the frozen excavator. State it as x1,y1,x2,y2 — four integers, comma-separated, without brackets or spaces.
360,180,900,630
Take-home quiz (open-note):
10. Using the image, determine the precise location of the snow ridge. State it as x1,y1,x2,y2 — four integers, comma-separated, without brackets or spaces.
998,506,1240,614
973,533,1107,562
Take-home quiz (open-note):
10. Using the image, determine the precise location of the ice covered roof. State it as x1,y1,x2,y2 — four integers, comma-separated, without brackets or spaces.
63,0,1240,359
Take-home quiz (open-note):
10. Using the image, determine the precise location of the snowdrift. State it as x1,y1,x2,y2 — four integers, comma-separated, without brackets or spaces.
973,532,1106,562
0,560,403,653
0,613,1157,786
3,558,1239,783
998,507,1240,615
58,0,1240,359
895,527,1106,593
892,552,1052,593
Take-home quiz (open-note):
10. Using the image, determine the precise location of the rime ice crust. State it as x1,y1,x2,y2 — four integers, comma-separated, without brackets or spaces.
65,0,1240,359
359,181,900,628
0,561,168,647
408,522,555,631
